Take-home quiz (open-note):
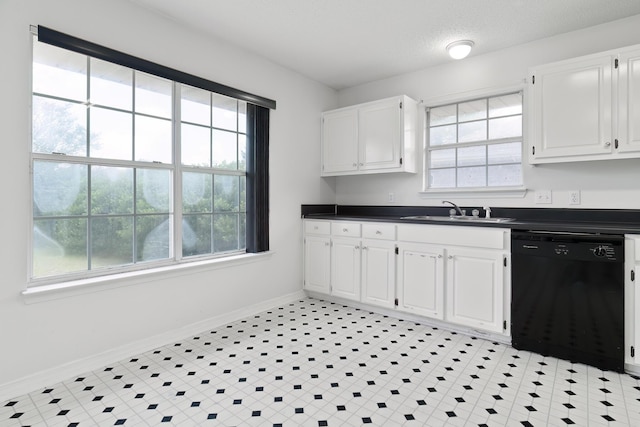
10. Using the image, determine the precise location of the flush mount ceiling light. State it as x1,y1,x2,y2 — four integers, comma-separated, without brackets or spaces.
446,40,474,59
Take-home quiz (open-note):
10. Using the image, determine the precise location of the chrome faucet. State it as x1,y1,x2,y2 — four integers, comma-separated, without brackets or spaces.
442,200,465,216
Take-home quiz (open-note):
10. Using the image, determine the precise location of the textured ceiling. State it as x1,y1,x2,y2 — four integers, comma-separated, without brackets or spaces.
128,0,640,90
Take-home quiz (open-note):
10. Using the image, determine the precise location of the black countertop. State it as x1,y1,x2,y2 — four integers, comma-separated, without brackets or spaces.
301,204,640,235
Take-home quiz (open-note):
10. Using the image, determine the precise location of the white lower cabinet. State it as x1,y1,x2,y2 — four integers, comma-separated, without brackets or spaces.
397,243,444,319
330,236,362,301
396,224,510,335
625,235,640,368
361,239,396,308
303,220,396,307
303,219,510,336
445,247,505,334
303,224,331,294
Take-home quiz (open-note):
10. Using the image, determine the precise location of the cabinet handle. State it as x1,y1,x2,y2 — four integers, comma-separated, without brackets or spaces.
363,246,368,250
355,245,360,250
448,255,453,259
375,230,382,235
359,163,364,166
438,254,443,258
605,141,611,147
343,228,348,232
352,163,357,167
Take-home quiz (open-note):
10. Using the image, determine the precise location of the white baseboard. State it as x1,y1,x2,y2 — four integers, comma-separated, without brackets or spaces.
625,363,640,376
0,290,306,403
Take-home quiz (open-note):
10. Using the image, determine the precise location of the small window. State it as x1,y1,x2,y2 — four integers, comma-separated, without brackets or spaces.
426,92,523,189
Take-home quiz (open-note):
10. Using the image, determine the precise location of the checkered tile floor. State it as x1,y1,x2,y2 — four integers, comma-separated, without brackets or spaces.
2,297,640,426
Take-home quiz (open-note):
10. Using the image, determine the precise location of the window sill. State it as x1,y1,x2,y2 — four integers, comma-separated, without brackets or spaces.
419,187,528,199
22,251,273,305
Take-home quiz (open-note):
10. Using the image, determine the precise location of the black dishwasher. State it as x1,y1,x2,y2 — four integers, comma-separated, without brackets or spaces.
511,230,624,372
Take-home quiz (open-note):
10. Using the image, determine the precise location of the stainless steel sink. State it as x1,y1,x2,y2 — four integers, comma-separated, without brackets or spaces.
401,215,515,223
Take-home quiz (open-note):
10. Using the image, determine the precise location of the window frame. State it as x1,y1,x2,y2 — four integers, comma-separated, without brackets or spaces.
421,85,527,197
28,26,273,288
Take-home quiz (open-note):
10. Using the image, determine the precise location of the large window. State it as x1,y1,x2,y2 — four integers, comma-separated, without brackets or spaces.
30,27,272,284
426,92,523,189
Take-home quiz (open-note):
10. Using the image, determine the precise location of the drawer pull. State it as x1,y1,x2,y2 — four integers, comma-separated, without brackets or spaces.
343,228,348,232
375,230,382,235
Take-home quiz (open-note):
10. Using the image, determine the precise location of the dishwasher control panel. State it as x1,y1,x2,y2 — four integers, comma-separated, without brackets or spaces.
511,231,623,262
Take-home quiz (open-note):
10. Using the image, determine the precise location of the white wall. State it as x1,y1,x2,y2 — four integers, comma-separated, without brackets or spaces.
335,14,640,209
0,0,337,395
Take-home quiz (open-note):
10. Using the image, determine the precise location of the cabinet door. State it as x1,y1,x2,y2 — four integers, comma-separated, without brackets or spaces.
303,236,331,294
321,108,358,175
618,49,640,154
625,235,640,366
331,237,361,301
445,247,504,333
530,55,613,162
358,98,402,171
361,240,396,308
397,243,444,320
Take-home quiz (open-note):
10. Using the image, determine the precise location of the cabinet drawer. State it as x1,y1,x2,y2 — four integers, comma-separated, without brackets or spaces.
304,220,330,235
331,221,361,237
362,223,396,240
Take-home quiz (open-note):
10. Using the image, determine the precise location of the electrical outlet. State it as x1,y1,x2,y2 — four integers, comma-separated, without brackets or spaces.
569,190,581,205
388,192,395,203
535,190,552,204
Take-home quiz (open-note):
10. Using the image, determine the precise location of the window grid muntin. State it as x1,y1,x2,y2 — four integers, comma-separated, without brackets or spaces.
178,83,246,259
426,92,523,189
31,157,176,278
30,38,246,284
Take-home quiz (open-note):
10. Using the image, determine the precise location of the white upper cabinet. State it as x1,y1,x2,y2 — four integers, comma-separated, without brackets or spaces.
529,43,640,164
321,108,359,174
618,47,640,154
358,100,404,171
321,95,417,176
529,54,613,162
